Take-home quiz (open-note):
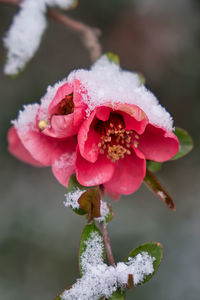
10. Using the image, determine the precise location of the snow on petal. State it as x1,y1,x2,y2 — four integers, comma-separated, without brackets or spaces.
68,55,174,131
38,78,68,121
12,103,39,133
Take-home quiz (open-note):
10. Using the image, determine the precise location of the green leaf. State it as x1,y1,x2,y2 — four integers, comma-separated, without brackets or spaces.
105,203,114,223
144,169,176,211
125,242,163,285
105,52,120,65
68,174,88,192
108,289,126,299
79,223,105,276
171,127,193,160
146,160,162,172
138,72,146,85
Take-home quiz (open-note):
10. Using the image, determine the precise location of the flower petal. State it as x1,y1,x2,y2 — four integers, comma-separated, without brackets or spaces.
78,111,101,163
8,126,43,167
42,114,77,139
76,146,115,186
104,148,146,195
115,103,148,134
48,82,73,115
18,128,75,166
139,124,179,162
51,137,77,187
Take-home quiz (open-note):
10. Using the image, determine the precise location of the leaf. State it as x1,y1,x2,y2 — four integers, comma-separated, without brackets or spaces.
125,242,163,285
108,290,126,299
68,174,88,192
138,72,146,85
78,188,101,222
171,127,193,160
144,169,176,211
66,174,92,216
105,203,114,223
79,223,105,276
146,160,162,172
105,52,120,65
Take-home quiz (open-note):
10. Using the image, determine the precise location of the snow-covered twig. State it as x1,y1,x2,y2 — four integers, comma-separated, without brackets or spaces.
1,0,102,75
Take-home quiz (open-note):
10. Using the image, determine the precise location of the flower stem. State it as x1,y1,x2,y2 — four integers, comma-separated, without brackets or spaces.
100,223,115,266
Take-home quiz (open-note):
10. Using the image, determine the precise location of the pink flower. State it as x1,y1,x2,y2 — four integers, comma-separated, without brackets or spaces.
8,79,86,187
75,103,179,196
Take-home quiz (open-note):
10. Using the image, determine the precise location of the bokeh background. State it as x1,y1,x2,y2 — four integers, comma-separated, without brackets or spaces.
0,0,200,299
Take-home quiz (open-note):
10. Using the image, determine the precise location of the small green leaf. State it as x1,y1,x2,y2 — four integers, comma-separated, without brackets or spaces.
171,127,193,160
138,72,146,85
125,242,163,285
146,160,162,172
144,169,176,211
108,289,126,299
79,223,105,276
105,203,114,223
105,52,120,65
68,174,87,192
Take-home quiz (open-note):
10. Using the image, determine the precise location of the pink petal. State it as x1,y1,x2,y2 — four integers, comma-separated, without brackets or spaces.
95,106,111,121
51,137,77,187
116,103,148,134
18,128,76,166
139,124,179,162
48,83,73,115
8,127,43,167
104,148,146,195
42,114,77,139
76,146,115,186
78,111,101,163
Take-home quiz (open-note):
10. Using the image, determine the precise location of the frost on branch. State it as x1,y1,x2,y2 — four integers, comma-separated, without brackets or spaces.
3,0,76,75
61,230,155,300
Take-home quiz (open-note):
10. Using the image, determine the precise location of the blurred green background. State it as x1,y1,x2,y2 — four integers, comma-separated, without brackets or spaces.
0,0,200,299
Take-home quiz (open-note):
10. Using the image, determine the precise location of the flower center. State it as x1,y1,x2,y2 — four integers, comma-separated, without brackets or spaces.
58,93,74,115
95,114,139,162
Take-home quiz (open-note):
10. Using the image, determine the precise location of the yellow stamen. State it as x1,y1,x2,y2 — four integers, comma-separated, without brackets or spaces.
38,120,49,130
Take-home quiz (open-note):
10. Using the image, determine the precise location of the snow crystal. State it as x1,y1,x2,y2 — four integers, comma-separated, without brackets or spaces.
64,188,85,209
12,103,39,133
116,252,155,286
95,201,110,223
4,1,47,75
3,0,75,75
81,231,104,273
45,0,75,9
68,55,174,131
61,250,155,300
53,152,75,169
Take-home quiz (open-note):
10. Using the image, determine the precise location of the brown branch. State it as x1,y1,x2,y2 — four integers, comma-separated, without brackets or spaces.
0,0,102,63
100,223,115,266
48,9,102,62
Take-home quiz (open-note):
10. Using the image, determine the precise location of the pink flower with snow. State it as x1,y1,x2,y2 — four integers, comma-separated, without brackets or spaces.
75,103,179,196
8,78,87,186
8,56,179,196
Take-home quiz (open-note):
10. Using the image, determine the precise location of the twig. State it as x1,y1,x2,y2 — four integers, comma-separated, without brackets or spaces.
0,0,102,62
100,223,115,266
48,9,102,62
